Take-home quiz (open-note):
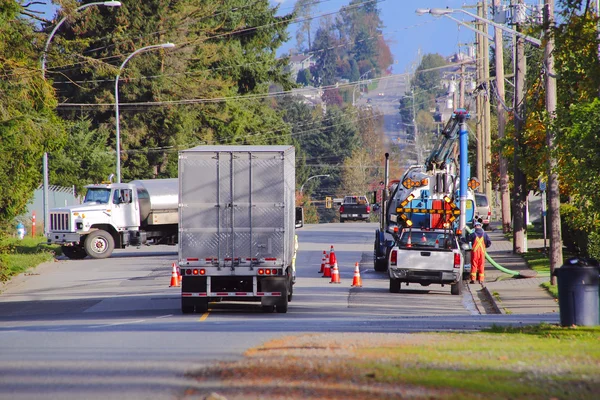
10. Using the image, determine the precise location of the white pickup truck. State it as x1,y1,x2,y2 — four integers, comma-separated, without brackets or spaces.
387,228,466,295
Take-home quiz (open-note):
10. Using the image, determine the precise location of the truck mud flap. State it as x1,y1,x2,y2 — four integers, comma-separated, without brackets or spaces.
260,277,287,307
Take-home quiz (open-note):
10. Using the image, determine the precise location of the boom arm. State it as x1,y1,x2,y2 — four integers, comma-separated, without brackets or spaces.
424,110,464,172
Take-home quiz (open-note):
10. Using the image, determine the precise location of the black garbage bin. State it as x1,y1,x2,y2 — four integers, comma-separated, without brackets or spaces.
555,258,600,327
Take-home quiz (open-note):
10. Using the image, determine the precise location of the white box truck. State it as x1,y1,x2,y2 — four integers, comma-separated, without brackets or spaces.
178,145,300,314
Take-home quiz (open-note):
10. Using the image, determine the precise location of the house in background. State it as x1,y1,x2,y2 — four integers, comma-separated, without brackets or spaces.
286,53,314,83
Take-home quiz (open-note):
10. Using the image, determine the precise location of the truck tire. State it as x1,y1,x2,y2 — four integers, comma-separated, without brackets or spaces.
389,278,401,293
262,305,275,313
451,282,462,295
373,236,388,272
84,230,115,259
276,288,289,313
181,298,195,314
194,298,208,313
61,245,87,260
374,257,387,272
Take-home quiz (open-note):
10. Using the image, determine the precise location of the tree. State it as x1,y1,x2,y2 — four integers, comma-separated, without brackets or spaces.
49,118,114,194
0,2,66,232
48,0,294,182
312,22,338,86
293,0,319,51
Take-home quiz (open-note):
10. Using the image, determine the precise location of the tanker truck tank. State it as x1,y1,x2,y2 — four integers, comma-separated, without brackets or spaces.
130,179,179,228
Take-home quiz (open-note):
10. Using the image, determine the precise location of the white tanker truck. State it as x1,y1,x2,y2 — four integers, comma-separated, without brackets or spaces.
46,179,178,259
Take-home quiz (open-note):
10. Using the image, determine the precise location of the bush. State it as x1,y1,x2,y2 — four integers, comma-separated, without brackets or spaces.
560,203,600,257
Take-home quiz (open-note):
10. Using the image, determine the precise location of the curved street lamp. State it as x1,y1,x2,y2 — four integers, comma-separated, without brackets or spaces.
40,1,121,236
114,43,176,183
415,7,541,48
300,174,330,194
41,1,122,78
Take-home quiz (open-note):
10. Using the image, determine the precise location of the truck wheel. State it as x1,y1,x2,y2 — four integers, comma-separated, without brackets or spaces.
389,278,401,293
181,298,194,314
84,230,115,259
61,245,87,260
374,258,387,272
276,288,289,313
262,305,275,313
194,299,208,313
451,282,463,295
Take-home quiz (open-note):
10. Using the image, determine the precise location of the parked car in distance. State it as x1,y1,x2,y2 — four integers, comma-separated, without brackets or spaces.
474,192,491,230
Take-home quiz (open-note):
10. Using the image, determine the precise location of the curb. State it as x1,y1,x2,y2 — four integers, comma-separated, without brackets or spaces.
481,285,503,314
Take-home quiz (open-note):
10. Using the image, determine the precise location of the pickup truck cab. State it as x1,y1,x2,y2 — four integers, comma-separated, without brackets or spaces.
339,195,371,222
388,228,465,295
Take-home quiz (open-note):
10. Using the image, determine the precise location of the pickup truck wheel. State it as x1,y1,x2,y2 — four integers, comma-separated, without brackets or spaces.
389,278,401,293
451,282,463,295
84,230,115,259
61,245,87,260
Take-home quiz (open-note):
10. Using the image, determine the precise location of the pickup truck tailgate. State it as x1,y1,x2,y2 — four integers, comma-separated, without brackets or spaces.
398,249,455,272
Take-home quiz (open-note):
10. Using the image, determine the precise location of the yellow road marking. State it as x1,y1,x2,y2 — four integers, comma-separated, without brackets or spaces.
198,312,210,321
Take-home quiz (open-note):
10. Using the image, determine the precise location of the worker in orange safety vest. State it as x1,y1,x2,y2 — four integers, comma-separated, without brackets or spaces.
468,221,492,284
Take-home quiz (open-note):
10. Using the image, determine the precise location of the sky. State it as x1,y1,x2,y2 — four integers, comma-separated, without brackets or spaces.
271,0,486,74
36,0,481,75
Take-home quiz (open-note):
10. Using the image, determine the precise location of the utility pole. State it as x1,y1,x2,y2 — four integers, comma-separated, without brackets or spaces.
482,0,492,203
493,0,512,234
512,0,527,253
459,63,466,108
476,5,485,185
544,0,562,284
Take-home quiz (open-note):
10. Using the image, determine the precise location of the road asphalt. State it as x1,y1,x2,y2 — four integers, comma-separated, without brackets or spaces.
468,222,560,315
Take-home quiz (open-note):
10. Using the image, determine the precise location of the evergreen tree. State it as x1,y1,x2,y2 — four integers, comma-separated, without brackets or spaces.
47,0,293,181
0,2,65,231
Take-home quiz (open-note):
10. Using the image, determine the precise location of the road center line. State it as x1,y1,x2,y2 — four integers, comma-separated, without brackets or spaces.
198,312,210,321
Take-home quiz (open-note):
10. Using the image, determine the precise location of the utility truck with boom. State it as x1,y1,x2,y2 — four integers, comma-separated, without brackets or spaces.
46,178,178,259
177,145,301,314
374,109,476,293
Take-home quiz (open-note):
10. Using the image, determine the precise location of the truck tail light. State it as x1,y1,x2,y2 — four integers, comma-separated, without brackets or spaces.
339,205,344,213
454,253,461,269
366,205,371,213
390,250,397,266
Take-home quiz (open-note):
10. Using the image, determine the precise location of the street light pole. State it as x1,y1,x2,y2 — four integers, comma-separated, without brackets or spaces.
40,1,121,236
41,1,122,78
416,7,541,48
114,43,175,183
352,69,372,106
300,174,330,194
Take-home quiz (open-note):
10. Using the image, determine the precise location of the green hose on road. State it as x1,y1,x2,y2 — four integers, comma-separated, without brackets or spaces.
464,226,539,278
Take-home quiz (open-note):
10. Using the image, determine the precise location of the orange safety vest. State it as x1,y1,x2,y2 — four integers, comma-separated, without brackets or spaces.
472,236,485,253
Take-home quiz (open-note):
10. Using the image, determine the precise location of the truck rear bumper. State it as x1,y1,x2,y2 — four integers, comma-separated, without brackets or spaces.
47,232,82,245
389,268,460,284
340,213,369,220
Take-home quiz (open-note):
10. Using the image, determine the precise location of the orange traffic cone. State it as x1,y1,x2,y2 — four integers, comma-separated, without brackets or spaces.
319,250,327,273
176,263,183,285
351,262,362,287
323,258,331,278
330,262,341,284
169,263,180,287
328,245,337,267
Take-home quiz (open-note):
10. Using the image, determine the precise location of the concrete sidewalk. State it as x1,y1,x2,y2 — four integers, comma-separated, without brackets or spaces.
468,223,559,315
